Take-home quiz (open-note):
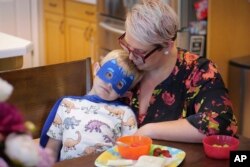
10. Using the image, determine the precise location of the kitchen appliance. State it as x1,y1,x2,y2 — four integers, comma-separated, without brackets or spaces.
228,56,250,138
97,0,207,60
177,0,207,57
97,0,138,60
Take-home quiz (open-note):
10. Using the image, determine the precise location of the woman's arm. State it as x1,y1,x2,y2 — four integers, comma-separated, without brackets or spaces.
134,119,205,143
46,138,62,161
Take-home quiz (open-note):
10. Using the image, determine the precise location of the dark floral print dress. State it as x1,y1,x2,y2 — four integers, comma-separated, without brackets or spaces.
126,48,238,136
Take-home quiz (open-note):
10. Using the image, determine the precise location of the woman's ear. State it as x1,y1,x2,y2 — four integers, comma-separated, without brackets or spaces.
163,41,174,48
163,41,174,55
93,62,101,76
168,41,174,48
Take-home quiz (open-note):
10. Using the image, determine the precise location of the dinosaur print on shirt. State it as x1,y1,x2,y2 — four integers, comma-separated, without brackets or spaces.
47,97,137,161
85,120,111,133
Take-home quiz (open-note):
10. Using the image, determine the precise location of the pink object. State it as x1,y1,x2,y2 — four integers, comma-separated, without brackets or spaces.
194,0,208,20
202,135,240,159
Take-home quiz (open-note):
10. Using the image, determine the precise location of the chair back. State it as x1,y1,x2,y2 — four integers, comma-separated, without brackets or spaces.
0,58,92,138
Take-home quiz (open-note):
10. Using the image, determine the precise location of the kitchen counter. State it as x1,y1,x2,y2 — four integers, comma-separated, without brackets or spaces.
0,32,32,58
0,32,33,71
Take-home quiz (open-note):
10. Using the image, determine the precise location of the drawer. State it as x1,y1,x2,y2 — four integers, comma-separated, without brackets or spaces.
65,0,96,22
44,0,64,14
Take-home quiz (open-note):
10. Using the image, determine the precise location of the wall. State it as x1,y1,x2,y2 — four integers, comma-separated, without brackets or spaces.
207,0,250,86
0,0,41,68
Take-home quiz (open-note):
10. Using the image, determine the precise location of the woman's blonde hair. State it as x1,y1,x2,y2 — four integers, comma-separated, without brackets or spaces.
101,49,143,88
125,0,179,46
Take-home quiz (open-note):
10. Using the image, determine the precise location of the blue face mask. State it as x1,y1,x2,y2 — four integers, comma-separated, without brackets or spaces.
96,59,135,95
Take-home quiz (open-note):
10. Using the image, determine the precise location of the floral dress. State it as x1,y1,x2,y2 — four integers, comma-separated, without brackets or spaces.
126,48,238,136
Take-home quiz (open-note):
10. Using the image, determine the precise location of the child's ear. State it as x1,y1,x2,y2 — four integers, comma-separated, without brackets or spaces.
93,62,101,75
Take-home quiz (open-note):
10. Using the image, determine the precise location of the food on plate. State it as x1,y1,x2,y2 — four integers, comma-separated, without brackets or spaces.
106,159,133,166
153,147,172,158
134,155,166,167
94,144,186,167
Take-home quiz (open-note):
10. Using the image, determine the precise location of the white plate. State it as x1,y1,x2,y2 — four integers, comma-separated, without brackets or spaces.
95,144,186,167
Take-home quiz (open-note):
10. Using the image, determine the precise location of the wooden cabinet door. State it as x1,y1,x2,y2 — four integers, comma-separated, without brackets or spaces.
44,13,65,65
65,17,92,61
88,23,97,62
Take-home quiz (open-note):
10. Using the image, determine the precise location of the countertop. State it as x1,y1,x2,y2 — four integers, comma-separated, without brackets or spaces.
0,32,33,58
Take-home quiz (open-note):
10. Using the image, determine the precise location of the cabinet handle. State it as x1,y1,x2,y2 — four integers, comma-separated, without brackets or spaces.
88,27,94,41
84,26,89,40
49,3,57,8
60,21,64,34
85,11,94,16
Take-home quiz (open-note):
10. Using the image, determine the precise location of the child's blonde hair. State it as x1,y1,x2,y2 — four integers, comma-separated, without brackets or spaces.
101,49,143,88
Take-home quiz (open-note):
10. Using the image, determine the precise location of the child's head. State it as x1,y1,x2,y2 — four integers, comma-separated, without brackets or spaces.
92,49,142,101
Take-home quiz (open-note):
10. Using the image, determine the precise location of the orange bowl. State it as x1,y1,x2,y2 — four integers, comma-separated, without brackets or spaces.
202,135,239,159
116,135,152,160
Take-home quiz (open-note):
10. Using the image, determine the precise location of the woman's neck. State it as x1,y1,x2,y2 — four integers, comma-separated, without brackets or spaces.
144,47,177,83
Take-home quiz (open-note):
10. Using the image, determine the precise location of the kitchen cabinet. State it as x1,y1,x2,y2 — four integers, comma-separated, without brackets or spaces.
207,0,250,134
207,0,250,86
43,0,96,65
44,12,65,64
65,0,96,62
65,18,96,62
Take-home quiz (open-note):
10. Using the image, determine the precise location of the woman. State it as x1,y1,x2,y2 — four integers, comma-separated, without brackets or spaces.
119,0,238,143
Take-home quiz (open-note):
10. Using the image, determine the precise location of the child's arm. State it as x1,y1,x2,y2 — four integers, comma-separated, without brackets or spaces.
121,106,138,135
46,138,62,161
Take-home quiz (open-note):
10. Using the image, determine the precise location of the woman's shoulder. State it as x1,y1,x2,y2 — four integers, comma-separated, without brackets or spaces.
177,48,216,70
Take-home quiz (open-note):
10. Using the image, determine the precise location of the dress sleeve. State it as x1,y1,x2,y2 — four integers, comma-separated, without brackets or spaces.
120,106,138,136
185,58,238,136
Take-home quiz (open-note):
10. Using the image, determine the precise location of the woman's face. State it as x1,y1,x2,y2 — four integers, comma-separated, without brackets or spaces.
122,32,163,70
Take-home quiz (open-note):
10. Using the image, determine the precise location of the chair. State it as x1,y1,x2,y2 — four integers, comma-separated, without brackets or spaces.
0,58,93,138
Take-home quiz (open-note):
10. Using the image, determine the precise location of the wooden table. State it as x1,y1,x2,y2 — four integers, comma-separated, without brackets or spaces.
53,136,250,167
